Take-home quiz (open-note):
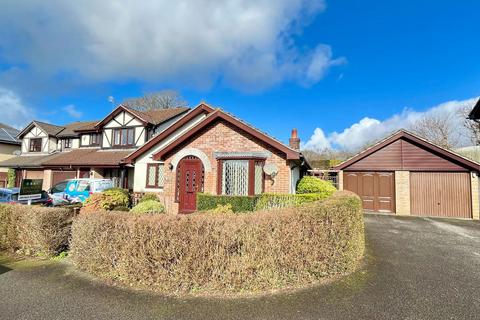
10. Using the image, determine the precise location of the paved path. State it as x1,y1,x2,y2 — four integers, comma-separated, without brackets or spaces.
1,215,480,320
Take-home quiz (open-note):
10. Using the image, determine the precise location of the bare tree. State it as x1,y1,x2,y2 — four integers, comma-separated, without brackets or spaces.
410,112,460,149
301,148,353,169
458,105,480,145
122,90,187,111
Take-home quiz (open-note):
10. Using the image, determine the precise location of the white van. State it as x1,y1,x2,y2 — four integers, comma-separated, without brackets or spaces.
64,179,115,203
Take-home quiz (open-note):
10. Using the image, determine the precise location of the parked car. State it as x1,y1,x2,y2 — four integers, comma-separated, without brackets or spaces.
47,181,70,206
0,188,52,206
64,179,114,203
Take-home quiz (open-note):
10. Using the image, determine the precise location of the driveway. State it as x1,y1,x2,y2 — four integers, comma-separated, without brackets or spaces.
1,215,480,320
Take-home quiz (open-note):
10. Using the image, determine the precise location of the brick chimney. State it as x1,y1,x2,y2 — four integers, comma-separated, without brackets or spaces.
289,129,300,150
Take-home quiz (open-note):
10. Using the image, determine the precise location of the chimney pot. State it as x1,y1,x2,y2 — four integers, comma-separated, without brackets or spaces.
289,128,300,150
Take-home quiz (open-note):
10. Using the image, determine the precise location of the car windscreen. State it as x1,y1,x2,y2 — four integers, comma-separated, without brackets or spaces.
51,181,68,193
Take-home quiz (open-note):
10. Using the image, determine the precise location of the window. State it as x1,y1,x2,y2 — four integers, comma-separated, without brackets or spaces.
29,138,42,152
76,181,91,192
113,128,135,147
64,139,72,149
90,133,100,146
219,159,264,196
146,163,165,189
51,181,67,194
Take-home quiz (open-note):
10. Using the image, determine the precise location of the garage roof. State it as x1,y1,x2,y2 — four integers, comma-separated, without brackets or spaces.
0,153,63,168
335,130,480,172
42,149,131,167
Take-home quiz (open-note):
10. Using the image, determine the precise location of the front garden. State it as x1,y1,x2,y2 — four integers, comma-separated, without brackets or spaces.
0,177,365,296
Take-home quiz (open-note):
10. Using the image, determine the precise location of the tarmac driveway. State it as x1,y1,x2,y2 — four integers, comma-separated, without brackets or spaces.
1,215,480,320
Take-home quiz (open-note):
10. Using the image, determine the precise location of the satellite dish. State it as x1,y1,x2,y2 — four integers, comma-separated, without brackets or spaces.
13,150,22,156
263,163,279,177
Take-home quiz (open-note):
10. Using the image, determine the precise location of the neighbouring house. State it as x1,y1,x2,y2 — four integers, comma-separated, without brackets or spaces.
0,123,21,187
0,106,189,191
0,102,310,213
335,130,480,220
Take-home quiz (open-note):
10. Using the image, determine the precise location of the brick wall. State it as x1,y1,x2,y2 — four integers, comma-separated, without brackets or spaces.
395,171,411,215
471,172,479,220
159,119,292,214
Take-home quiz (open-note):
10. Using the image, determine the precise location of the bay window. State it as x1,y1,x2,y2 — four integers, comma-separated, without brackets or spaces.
218,159,265,196
146,163,165,189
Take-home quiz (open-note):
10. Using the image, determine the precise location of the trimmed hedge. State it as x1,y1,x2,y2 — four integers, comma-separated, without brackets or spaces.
255,193,328,210
197,192,329,212
197,193,258,212
0,205,75,256
70,191,365,294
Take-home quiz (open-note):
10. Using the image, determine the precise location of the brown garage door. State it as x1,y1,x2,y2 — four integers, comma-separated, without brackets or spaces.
344,172,395,213
410,172,472,218
52,171,77,186
25,170,44,180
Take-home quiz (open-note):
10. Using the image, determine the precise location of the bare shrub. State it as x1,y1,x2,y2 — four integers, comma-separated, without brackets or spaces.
70,191,364,294
0,205,75,256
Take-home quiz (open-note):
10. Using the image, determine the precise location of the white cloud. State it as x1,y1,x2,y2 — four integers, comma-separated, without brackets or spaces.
304,45,347,85
0,0,344,91
302,127,332,151
63,104,82,119
303,97,478,152
0,87,33,128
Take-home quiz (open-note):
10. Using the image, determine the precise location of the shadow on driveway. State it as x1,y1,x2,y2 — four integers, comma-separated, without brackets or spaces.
1,215,480,320
0,264,12,275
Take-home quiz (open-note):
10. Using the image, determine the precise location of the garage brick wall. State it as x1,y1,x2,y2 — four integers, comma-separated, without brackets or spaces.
472,173,480,220
395,171,410,215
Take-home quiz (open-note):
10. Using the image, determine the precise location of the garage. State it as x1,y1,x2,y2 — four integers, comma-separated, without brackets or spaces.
344,172,395,213
410,172,472,218
336,130,480,220
25,170,44,180
51,170,77,186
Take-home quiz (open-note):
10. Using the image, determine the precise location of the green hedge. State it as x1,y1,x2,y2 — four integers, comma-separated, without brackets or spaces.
255,193,328,210
70,191,365,295
197,192,331,213
130,200,165,214
197,193,258,212
297,176,337,196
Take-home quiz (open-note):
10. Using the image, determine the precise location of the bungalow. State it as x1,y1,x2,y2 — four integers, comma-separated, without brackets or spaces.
0,103,310,213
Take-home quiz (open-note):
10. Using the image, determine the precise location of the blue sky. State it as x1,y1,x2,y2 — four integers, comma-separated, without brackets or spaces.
0,0,478,151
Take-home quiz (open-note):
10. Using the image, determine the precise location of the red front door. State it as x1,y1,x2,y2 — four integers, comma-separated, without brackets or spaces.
179,158,203,213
